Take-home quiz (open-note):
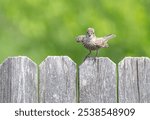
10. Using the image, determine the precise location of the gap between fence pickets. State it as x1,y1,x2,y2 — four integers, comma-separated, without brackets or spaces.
0,56,150,103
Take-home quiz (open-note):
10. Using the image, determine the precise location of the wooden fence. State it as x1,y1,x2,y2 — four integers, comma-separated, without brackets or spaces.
0,56,150,103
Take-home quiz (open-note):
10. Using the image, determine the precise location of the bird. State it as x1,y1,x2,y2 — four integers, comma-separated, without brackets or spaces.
76,28,116,60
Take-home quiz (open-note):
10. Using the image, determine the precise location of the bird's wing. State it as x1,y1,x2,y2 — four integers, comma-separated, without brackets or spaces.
76,35,86,43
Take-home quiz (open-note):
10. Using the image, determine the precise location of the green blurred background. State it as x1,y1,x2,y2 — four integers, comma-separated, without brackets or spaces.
0,0,150,65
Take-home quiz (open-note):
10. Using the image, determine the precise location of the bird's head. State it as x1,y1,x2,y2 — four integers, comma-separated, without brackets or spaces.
86,28,95,38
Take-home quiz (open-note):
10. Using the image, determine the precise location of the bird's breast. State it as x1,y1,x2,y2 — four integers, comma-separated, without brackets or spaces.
83,41,99,50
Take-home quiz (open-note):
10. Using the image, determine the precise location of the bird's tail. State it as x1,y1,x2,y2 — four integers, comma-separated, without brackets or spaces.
103,34,116,42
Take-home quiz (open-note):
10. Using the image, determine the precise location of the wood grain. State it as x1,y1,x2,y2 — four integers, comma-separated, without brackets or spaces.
39,56,76,103
0,56,38,103
118,57,150,103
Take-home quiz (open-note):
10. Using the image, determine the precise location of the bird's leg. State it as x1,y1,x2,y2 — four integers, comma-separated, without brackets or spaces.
83,50,91,61
95,49,99,57
92,49,99,62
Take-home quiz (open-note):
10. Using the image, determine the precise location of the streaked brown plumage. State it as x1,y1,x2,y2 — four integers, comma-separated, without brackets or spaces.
76,28,116,60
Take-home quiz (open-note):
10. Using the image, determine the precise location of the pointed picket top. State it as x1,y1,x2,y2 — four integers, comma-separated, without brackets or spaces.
80,57,116,67
0,56,37,66
39,56,76,67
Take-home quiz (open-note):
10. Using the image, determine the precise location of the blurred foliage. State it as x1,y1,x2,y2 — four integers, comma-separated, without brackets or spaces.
0,0,150,64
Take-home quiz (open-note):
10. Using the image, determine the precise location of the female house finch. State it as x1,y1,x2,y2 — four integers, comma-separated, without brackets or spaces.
76,28,116,60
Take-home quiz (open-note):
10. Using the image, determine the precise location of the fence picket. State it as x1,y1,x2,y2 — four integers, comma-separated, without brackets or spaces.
79,57,117,103
39,56,76,103
0,56,38,103
118,57,150,103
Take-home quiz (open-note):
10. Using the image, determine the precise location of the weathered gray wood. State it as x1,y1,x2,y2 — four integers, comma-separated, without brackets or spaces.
0,56,38,103
39,56,76,103
118,57,150,103
79,57,116,103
